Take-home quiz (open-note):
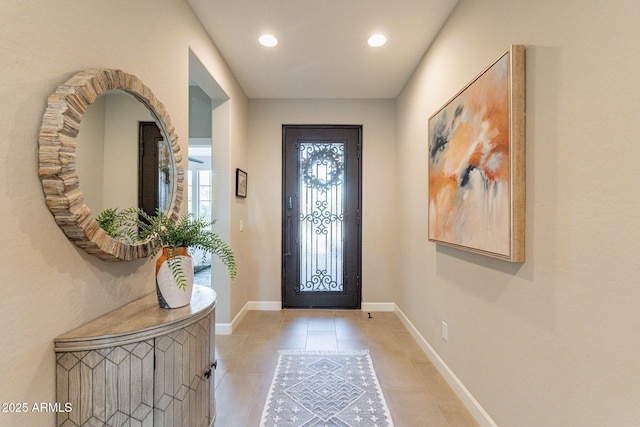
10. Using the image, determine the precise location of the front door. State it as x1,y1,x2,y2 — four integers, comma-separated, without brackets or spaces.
282,125,362,308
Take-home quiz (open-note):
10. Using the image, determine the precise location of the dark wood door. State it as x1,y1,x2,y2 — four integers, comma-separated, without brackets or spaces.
138,121,171,216
282,125,362,308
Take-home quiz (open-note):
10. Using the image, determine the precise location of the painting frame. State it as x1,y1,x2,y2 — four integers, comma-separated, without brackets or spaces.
236,168,247,198
428,45,525,262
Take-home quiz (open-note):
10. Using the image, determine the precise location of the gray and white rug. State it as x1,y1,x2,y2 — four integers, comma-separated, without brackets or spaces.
260,350,394,427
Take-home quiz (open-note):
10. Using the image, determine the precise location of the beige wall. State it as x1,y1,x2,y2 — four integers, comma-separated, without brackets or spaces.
396,0,640,425
247,99,398,304
0,0,247,425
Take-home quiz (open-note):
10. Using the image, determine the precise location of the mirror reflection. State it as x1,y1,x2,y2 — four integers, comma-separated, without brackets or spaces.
75,90,174,218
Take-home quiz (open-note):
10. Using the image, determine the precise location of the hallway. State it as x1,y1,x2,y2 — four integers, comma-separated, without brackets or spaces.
214,310,478,426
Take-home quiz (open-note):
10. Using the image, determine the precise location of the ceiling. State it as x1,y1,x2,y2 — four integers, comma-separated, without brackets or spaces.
187,0,459,99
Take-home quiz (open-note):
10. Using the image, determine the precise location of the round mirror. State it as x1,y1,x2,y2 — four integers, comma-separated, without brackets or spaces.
38,69,184,261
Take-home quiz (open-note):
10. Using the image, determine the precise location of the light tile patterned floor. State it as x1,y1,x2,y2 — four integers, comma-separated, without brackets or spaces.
214,310,479,427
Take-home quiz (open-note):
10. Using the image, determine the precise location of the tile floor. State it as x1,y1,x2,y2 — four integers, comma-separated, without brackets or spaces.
214,309,479,427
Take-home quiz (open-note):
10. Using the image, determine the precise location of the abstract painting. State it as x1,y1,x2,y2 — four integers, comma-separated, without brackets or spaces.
428,45,525,262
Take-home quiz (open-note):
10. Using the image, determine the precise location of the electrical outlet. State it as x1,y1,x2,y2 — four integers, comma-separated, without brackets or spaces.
441,321,448,342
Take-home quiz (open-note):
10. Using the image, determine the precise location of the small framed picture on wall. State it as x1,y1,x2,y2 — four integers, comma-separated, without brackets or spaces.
236,168,247,198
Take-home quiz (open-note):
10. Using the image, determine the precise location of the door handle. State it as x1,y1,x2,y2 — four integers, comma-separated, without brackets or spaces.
285,216,292,256
285,196,293,256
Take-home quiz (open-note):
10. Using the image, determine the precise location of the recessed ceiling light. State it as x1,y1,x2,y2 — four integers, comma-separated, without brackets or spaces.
367,34,387,47
259,34,278,47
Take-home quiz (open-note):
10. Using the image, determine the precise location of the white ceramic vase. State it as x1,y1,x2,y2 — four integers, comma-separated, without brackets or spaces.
155,247,194,308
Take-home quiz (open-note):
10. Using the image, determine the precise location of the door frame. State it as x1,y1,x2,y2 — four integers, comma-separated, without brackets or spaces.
281,124,363,309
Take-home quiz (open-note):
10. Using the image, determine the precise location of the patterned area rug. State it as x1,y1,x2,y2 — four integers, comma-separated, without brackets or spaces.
260,350,394,427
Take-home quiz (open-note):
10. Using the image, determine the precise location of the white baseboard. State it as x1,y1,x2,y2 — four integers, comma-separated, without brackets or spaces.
215,323,233,335
215,302,249,335
393,305,497,427
216,301,281,335
244,301,395,312
361,302,396,312
247,301,282,311
217,300,393,332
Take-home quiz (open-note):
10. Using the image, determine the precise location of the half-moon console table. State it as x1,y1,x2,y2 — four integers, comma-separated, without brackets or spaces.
54,286,217,427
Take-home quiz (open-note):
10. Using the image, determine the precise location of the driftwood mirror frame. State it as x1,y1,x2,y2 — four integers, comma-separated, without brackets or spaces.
38,69,184,261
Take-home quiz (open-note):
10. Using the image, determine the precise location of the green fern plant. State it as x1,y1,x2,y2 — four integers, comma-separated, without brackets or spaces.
96,207,140,243
97,208,237,290
137,209,236,290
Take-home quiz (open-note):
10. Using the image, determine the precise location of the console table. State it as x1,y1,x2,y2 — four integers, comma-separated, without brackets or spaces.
54,286,217,427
